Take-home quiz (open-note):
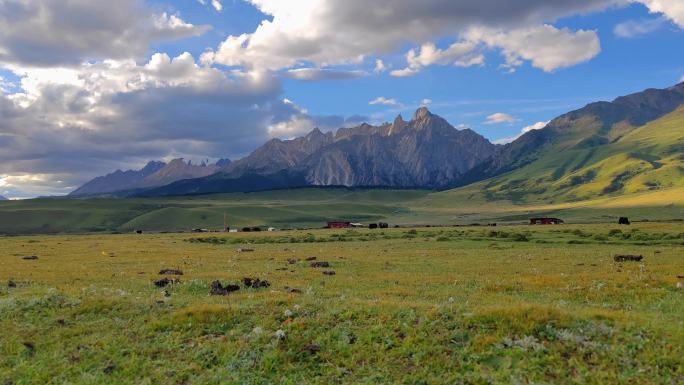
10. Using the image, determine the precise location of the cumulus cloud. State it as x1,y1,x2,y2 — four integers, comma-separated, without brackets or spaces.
392,41,485,77
421,99,433,106
202,0,620,71
369,96,399,106
464,25,601,72
485,112,519,124
614,17,666,37
494,120,549,144
283,68,367,81
0,53,305,197
636,0,684,28
0,0,210,67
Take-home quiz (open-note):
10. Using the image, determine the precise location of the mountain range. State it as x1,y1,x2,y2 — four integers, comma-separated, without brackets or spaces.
72,81,684,201
70,158,231,197
0,195,8,201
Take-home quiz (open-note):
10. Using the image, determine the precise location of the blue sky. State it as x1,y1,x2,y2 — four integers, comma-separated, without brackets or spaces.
148,0,684,142
0,0,683,198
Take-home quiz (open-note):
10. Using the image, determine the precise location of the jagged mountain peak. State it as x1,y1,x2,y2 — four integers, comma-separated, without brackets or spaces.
413,106,432,121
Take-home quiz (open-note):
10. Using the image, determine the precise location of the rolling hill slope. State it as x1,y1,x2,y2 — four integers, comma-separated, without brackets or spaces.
440,105,684,205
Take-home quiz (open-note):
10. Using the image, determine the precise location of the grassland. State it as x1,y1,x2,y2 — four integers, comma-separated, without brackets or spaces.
2,224,683,384
2,184,684,235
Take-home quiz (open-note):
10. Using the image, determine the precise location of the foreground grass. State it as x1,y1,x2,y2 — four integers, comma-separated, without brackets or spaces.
1,224,683,384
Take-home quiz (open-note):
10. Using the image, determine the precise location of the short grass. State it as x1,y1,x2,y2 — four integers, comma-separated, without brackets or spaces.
1,224,683,384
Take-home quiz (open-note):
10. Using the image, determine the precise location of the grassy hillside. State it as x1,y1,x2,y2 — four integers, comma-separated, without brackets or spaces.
449,106,684,205
0,189,430,234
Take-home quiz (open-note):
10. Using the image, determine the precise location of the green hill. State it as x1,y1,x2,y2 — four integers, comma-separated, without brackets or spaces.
452,106,684,205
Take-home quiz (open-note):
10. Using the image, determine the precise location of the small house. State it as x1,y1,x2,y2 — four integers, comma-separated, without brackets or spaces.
530,217,564,225
327,221,352,229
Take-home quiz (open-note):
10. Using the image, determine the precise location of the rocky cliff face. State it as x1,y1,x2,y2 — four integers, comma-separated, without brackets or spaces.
303,108,497,187
225,128,334,175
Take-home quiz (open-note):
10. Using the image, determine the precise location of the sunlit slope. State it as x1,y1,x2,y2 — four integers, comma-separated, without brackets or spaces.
448,106,684,205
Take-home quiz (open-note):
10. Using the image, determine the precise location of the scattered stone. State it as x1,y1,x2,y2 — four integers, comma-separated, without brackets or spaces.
323,271,336,276
303,343,321,354
22,342,35,352
7,280,16,288
276,268,288,271
677,282,683,289
310,261,330,268
22,256,39,260
56,318,66,326
238,248,255,253
305,256,317,261
287,258,298,264
614,254,643,262
210,280,240,296
103,364,116,375
285,287,302,294
242,277,271,289
158,269,184,276
677,275,684,279
154,278,180,288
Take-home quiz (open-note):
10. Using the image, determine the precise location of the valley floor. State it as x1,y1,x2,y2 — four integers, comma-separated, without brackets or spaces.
1,224,683,384
1,186,684,235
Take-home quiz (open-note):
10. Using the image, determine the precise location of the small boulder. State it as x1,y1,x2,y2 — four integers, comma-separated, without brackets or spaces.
305,256,317,261
238,248,255,253
7,280,17,288
322,271,336,276
287,258,298,264
22,255,39,260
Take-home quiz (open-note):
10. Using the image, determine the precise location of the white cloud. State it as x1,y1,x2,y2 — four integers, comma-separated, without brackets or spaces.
374,59,387,74
0,53,306,197
636,0,684,28
369,96,399,106
392,41,485,76
203,0,620,72
212,0,223,12
485,112,519,124
389,68,419,78
614,17,666,37
494,120,549,144
465,25,601,72
421,99,433,106
680,75,684,83
0,1,210,67
284,68,367,81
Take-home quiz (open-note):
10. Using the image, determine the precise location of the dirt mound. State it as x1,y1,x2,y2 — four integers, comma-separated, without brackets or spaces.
159,269,184,276
614,255,643,262
154,278,180,288
310,261,330,268
242,277,271,289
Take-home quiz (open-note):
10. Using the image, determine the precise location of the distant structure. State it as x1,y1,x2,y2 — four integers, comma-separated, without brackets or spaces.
530,217,564,225
327,221,352,229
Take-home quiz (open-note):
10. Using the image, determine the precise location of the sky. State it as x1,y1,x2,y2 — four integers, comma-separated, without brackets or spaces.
0,0,683,199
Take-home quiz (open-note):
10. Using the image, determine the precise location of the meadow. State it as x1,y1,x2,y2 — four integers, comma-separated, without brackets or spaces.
1,223,683,384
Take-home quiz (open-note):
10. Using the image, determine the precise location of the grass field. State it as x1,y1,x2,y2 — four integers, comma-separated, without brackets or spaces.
2,224,683,384
2,185,684,235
